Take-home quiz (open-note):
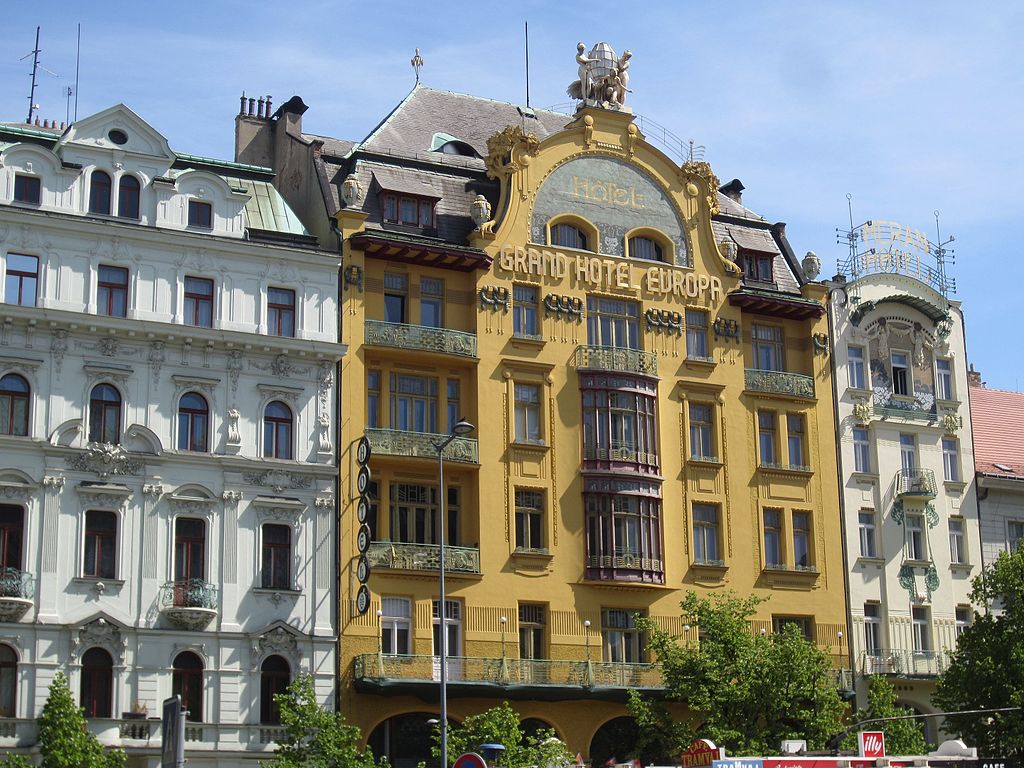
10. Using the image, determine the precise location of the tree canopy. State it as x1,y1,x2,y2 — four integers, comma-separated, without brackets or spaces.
36,672,124,768
263,674,383,768
934,546,1024,757
841,675,926,755
432,701,573,767
630,591,846,759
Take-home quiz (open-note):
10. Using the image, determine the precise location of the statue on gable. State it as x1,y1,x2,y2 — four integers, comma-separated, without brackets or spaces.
567,42,633,113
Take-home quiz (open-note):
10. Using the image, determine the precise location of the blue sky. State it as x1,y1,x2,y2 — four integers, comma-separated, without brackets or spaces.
3,1,1022,390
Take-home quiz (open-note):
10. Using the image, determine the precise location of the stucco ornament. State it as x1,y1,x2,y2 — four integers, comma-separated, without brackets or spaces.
852,398,872,425
567,42,633,111
802,250,822,281
942,412,960,435
341,174,361,207
484,126,540,181
470,194,491,228
67,443,142,479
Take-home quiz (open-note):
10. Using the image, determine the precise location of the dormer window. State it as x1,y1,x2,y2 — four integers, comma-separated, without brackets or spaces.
739,252,774,283
117,176,140,220
188,200,213,229
89,171,112,215
381,193,434,228
14,174,41,205
439,141,477,157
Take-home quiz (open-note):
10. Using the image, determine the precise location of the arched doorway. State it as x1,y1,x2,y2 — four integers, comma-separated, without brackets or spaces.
521,716,560,743
589,716,640,767
368,712,438,768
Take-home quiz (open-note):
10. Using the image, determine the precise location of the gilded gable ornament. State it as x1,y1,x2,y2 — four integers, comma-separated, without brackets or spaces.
484,126,540,181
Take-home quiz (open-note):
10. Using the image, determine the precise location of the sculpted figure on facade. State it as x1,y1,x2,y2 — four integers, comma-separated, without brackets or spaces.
567,42,633,111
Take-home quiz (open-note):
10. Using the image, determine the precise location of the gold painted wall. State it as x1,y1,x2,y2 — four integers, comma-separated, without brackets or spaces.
334,107,847,757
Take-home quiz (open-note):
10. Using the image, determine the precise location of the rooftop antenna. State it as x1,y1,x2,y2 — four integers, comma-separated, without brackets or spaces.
22,26,41,124
411,48,424,85
932,209,956,297
525,21,531,108
74,23,81,122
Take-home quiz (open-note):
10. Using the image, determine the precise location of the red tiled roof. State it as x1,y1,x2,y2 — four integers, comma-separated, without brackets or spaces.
970,386,1024,477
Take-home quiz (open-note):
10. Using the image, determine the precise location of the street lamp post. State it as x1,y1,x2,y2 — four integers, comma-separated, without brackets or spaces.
435,418,475,768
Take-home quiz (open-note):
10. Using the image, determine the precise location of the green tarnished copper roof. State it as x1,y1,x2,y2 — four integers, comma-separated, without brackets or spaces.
223,176,310,236
174,153,272,175
0,124,60,142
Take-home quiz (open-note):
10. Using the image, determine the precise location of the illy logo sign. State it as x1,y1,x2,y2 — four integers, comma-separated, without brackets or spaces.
858,731,885,758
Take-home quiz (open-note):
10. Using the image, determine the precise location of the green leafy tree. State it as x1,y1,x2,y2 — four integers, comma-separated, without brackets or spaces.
432,701,573,767
36,672,125,768
630,591,846,758
0,755,31,768
263,674,383,768
841,676,926,755
935,547,1024,757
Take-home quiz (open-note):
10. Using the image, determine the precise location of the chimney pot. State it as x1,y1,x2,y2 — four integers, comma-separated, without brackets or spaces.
239,92,247,116
720,178,745,203
248,97,256,117
265,95,273,118
257,97,265,119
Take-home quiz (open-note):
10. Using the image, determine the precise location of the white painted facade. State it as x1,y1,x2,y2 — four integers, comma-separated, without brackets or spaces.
0,105,343,766
828,268,980,734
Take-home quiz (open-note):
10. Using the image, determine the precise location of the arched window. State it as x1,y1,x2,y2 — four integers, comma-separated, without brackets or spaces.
263,401,293,460
0,374,30,436
83,510,117,579
80,647,113,718
551,222,587,250
177,393,209,452
0,644,16,717
260,655,290,724
172,651,203,722
117,175,140,220
627,235,664,262
88,384,122,445
89,171,112,215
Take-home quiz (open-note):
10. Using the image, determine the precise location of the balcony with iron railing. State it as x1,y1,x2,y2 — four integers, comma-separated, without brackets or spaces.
860,648,950,678
0,568,34,622
365,428,479,464
575,345,658,376
365,320,477,359
745,368,815,399
159,579,219,630
366,541,481,575
895,468,938,499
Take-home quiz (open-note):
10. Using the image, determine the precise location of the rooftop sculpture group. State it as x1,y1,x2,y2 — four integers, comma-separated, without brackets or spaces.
567,42,633,112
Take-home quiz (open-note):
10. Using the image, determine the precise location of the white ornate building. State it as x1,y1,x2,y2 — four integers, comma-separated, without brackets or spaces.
827,221,980,740
0,105,343,766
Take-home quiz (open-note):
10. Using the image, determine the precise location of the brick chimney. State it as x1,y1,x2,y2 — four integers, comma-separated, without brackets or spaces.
967,363,984,388
720,178,745,204
234,90,275,167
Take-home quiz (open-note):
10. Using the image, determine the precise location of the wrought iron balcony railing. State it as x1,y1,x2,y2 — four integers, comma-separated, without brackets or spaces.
895,468,938,499
575,345,658,376
744,368,815,399
0,568,34,622
367,541,481,574
860,648,950,677
353,653,662,689
365,428,479,464
365,320,477,358
159,579,219,630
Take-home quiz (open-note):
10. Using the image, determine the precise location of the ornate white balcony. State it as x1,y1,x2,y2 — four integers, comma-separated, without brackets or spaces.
0,568,34,622
159,579,219,630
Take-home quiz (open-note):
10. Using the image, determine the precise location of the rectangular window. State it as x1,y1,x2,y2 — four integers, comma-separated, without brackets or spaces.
4,254,39,307
758,411,777,465
773,615,814,641
792,512,811,568
900,433,917,471
949,517,966,564
858,510,877,558
383,272,408,324
390,374,438,433
261,523,291,589
514,489,545,551
513,284,540,338
267,287,296,337
787,414,806,468
420,277,443,328
602,609,644,663
446,379,460,434
382,194,434,227
763,509,782,567
390,483,457,545
1010,520,1024,552
685,309,709,360
692,503,720,564
83,510,117,578
752,324,784,371
367,371,381,429
688,403,714,460
518,604,546,660
911,605,931,652
936,359,954,400
942,438,960,482
184,276,214,328
741,253,774,282
382,194,397,222
381,597,411,655
187,200,213,229
587,296,639,350
13,174,41,205
514,383,542,444
863,603,881,655
174,518,206,582
955,605,971,638
848,346,866,389
97,265,129,317
891,351,910,396
853,428,871,473
907,513,926,561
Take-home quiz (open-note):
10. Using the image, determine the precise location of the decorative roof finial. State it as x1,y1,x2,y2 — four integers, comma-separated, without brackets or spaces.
411,48,424,85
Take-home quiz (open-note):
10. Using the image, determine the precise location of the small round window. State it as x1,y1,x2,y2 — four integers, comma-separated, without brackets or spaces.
108,129,128,145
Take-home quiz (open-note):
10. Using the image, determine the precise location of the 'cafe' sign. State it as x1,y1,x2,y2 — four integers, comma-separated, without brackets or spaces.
682,739,725,768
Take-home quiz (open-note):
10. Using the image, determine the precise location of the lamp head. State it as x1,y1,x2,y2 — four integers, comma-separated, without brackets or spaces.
451,418,475,436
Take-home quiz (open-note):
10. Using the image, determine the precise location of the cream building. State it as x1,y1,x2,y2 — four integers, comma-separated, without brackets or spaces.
0,105,343,766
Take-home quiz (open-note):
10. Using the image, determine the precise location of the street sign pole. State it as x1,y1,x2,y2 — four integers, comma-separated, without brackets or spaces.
161,695,185,768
